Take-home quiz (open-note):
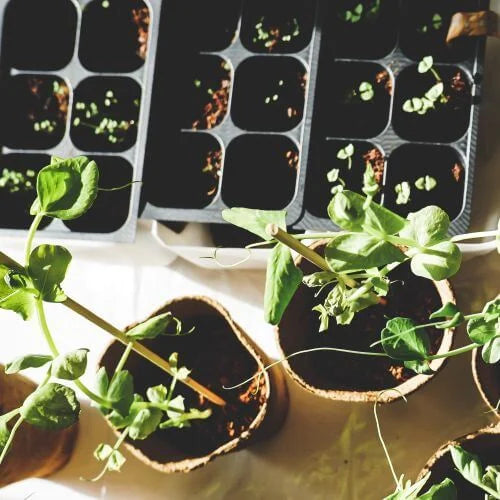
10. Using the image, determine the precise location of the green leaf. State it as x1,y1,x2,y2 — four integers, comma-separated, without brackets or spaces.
410,241,461,280
482,337,500,364
303,271,337,288
404,359,435,375
430,302,461,319
0,419,9,453
419,478,457,499
337,143,354,160
467,298,500,345
128,408,162,440
425,82,444,102
95,367,109,398
94,443,114,461
328,190,406,235
312,304,330,332
31,156,99,220
264,243,303,325
395,182,411,205
5,354,53,374
327,167,340,183
168,352,191,381
51,349,89,380
325,233,405,272
381,317,430,361
384,473,430,499
106,371,134,416
126,312,181,340
400,206,451,247
21,383,80,430
415,176,437,192
94,443,126,472
362,163,380,198
0,265,36,320
146,384,168,404
435,312,464,329
359,81,374,101
221,207,287,241
450,445,484,487
418,55,434,73
28,245,72,302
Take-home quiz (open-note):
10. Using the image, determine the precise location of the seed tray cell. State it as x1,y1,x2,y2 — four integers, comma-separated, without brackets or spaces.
0,0,161,241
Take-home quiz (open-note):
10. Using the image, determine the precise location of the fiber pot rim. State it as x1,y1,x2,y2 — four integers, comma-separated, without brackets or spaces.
99,295,284,473
472,348,500,419
274,240,456,403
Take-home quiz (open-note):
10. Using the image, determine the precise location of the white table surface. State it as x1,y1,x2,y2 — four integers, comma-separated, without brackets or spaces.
1,28,500,500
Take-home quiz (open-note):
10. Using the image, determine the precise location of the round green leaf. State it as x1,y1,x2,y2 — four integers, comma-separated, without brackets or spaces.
410,241,461,280
5,354,53,374
381,317,430,361
51,348,89,380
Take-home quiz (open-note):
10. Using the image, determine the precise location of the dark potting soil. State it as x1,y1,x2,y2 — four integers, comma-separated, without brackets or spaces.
325,0,398,59
425,433,500,499
1,75,69,150
0,154,52,230
393,65,472,143
221,134,299,210
384,144,466,220
2,0,77,70
305,140,384,218
317,61,392,138
231,56,307,132
70,77,141,153
105,304,266,461
143,132,222,209
279,253,445,392
63,156,132,233
399,0,479,63
79,0,150,72
240,0,315,54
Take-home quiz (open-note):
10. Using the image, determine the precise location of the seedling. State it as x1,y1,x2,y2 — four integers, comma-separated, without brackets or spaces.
337,143,355,170
394,181,411,205
415,175,437,192
0,168,35,193
339,0,381,24
347,81,376,103
403,56,447,115
252,16,300,51
417,13,443,34
0,156,225,480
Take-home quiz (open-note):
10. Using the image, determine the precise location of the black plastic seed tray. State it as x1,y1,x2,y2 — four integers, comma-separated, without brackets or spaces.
0,0,160,241
141,0,487,236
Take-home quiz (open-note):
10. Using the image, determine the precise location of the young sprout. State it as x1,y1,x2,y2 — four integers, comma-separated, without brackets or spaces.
415,175,437,191
394,181,411,205
418,12,443,33
0,168,35,193
252,16,300,52
337,143,355,170
359,81,375,101
340,0,381,24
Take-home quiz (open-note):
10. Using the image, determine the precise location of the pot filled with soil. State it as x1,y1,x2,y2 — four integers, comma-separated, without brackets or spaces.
99,296,289,472
384,143,466,220
418,424,500,499
0,368,78,487
276,241,455,402
1,75,69,150
473,348,500,417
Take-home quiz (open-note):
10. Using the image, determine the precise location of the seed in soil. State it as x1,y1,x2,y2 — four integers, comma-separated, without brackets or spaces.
2,0,77,70
79,0,150,72
279,256,445,392
161,0,240,52
316,61,391,138
231,56,307,132
143,132,222,209
180,56,231,130
393,63,472,143
1,75,69,150
400,0,478,63
305,140,384,218
221,134,299,210
325,0,398,59
63,156,132,234
0,154,52,230
70,77,141,153
240,0,315,53
384,144,465,220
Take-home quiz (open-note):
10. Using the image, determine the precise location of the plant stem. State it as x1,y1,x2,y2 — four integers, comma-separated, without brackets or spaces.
426,342,481,360
115,342,133,374
0,415,24,465
90,427,130,482
24,213,44,265
0,408,20,423
451,230,499,242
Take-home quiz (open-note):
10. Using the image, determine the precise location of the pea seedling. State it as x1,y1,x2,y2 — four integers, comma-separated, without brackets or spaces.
417,13,443,34
253,16,300,51
394,181,411,205
0,156,219,481
339,0,381,24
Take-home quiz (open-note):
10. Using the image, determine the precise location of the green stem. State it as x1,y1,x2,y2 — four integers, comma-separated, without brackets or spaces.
430,67,441,82
478,484,500,500
0,415,24,465
0,408,20,423
451,230,499,243
24,213,44,265
426,343,480,360
385,234,422,251
115,342,133,374
74,380,111,409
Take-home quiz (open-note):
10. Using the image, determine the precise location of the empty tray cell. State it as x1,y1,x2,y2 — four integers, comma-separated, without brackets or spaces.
240,0,315,53
1,75,69,150
181,56,231,130
384,144,465,220
144,132,222,209
326,0,398,59
64,156,132,233
2,0,77,70
0,154,52,230
70,77,141,152
164,0,240,52
400,0,478,62
393,63,472,143
231,56,307,132
318,61,391,138
305,140,384,218
79,0,150,72
221,134,298,209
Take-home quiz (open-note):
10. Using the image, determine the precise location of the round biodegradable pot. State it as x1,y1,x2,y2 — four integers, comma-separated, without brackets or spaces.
472,348,499,418
0,369,78,487
99,296,289,473
419,424,500,499
276,241,455,403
